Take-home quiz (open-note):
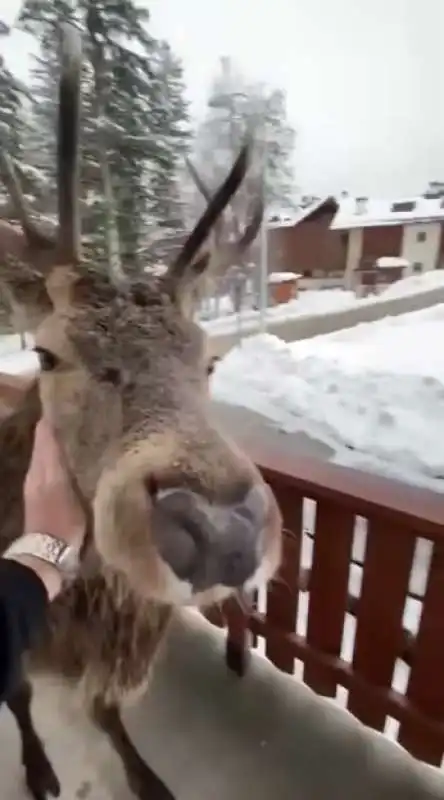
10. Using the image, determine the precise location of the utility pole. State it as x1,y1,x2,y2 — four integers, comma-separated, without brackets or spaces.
258,143,268,334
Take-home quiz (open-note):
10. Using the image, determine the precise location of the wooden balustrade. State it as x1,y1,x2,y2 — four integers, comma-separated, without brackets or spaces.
205,441,444,767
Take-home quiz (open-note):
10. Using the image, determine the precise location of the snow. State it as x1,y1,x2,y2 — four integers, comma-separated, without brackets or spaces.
332,194,444,229
201,289,359,335
376,256,410,269
211,304,444,493
268,271,300,284
379,269,444,299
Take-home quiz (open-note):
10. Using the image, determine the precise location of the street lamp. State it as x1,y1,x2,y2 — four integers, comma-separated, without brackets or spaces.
258,198,268,333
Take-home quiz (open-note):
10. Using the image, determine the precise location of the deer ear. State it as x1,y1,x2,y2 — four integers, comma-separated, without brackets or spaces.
168,253,211,318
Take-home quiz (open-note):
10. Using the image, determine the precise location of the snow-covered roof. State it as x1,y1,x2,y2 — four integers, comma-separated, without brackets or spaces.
267,197,336,230
268,271,301,284
375,256,410,269
266,207,301,228
331,196,444,230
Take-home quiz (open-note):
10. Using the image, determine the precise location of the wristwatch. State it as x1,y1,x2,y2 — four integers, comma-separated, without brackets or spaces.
3,532,80,578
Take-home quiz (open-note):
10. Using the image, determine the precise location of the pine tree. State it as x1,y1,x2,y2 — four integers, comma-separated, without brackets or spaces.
0,20,44,340
17,0,190,274
0,20,49,218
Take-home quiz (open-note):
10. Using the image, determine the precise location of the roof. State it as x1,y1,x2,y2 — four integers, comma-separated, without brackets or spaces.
268,196,337,230
375,256,410,269
268,271,301,284
331,195,444,230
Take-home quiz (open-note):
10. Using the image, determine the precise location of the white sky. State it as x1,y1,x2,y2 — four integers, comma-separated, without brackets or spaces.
1,0,443,198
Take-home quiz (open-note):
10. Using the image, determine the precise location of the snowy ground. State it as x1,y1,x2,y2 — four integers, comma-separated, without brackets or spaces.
211,303,444,494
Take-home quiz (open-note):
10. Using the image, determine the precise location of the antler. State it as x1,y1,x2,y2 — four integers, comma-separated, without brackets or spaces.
169,137,253,282
186,154,264,276
57,22,82,264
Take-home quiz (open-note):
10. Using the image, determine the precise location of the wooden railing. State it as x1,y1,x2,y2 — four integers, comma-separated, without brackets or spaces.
205,443,444,768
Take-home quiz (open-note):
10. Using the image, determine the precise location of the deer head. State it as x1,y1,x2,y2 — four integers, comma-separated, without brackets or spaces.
0,24,281,607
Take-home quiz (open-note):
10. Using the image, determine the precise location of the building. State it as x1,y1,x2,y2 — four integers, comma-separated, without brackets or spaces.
267,198,347,287
331,195,444,289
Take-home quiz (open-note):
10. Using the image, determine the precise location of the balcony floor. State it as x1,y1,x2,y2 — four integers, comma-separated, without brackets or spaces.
1,611,443,800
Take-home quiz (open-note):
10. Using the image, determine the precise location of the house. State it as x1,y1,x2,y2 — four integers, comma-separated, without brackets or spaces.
331,195,444,290
267,197,347,287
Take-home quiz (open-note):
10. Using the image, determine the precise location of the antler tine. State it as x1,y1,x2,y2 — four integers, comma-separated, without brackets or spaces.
0,150,52,248
170,135,253,280
57,22,82,264
185,157,212,204
186,155,225,255
234,185,264,253
186,153,264,274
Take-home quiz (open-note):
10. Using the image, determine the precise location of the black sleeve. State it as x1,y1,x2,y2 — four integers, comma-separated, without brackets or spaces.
0,559,49,702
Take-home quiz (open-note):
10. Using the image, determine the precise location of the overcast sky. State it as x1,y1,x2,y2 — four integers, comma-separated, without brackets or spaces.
1,0,443,198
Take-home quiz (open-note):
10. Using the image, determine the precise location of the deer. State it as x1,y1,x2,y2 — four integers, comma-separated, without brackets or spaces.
0,23,282,800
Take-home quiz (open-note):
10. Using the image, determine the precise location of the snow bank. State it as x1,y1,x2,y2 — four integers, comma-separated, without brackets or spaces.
380,269,444,299
211,304,444,491
202,289,358,335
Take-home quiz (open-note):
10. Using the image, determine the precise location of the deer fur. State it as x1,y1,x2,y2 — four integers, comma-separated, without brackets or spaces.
0,24,282,800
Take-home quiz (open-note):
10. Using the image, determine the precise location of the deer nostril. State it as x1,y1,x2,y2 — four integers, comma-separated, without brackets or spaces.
150,485,269,592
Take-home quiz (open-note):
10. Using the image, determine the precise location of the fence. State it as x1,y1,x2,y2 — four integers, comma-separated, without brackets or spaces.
205,444,444,767
208,283,444,356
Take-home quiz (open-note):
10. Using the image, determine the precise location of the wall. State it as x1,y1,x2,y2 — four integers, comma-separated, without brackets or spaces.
361,225,403,260
401,222,441,272
343,228,363,289
209,284,444,356
268,209,347,277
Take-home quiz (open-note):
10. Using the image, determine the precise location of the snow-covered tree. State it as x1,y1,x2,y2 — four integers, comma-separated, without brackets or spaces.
191,57,296,215
17,0,190,274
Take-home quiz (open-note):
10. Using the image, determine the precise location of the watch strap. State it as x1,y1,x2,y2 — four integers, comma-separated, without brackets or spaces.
3,532,79,577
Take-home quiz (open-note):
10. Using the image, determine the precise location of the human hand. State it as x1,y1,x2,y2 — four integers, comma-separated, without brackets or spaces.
24,418,86,550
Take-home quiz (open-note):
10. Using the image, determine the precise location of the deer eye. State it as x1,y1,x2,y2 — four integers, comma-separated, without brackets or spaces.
207,356,220,377
34,347,59,372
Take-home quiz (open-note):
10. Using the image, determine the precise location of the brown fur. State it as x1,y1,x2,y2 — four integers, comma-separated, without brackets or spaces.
0,24,282,800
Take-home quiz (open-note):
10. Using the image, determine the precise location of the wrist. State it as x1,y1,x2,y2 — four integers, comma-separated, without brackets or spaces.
3,553,63,601
3,532,81,598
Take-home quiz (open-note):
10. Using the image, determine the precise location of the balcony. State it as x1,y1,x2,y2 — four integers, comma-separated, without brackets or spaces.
1,375,444,798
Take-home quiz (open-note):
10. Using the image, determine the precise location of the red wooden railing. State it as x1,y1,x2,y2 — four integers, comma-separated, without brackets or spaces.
205,442,444,767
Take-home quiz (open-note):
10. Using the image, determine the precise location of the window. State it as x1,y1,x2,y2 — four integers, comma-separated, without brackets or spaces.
413,262,423,274
416,231,427,242
391,201,416,213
